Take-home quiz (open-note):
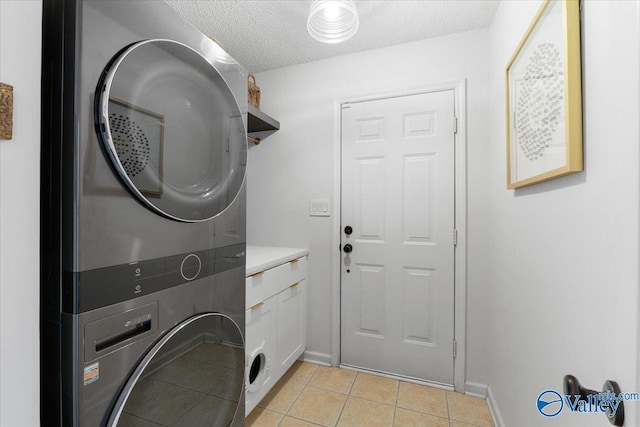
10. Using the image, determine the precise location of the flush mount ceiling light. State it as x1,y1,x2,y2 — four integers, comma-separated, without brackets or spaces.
307,0,359,44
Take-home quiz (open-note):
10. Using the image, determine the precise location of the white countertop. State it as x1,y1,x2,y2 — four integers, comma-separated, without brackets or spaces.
246,245,309,277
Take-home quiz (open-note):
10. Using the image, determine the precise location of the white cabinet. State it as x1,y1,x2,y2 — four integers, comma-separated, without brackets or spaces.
245,248,308,416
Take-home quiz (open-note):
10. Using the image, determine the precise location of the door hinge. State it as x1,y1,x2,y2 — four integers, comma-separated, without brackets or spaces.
454,117,458,134
453,340,457,358
453,229,458,247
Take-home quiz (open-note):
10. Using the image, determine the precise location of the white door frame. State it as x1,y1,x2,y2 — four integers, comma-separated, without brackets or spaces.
330,80,468,392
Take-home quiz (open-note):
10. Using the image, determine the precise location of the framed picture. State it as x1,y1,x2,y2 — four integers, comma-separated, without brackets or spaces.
108,98,165,196
506,0,582,189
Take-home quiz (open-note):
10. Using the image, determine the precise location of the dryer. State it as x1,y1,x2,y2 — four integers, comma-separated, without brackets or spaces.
40,1,247,426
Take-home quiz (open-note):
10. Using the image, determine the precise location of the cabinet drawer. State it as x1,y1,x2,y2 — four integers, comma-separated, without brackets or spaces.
246,257,306,309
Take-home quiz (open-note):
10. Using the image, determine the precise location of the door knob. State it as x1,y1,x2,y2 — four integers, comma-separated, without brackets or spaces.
563,375,624,426
343,244,353,253
344,226,353,235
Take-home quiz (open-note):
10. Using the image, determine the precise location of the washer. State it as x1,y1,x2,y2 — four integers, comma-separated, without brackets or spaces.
40,1,247,426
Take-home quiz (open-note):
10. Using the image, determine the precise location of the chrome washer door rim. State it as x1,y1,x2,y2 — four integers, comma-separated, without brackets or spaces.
95,39,247,223
107,312,244,426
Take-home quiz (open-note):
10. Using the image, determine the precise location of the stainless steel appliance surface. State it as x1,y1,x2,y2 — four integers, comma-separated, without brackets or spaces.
41,1,247,425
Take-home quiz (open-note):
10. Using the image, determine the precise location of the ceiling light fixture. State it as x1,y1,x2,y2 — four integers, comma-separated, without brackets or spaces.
307,0,359,44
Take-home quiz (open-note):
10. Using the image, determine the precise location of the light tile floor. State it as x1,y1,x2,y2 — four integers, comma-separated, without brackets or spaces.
247,362,494,427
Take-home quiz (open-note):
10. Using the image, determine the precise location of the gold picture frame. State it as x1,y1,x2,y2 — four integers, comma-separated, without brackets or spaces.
506,0,583,189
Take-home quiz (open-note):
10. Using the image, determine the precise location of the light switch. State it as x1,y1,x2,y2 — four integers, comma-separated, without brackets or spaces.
309,199,331,217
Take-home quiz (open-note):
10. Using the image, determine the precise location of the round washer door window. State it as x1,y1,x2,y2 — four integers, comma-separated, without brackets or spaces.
108,313,244,426
96,39,247,222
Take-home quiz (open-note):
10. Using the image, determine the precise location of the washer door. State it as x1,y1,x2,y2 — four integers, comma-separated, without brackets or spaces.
108,313,244,426
95,39,247,222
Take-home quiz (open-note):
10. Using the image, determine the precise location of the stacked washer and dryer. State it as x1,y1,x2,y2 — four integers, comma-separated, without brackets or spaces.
41,1,247,426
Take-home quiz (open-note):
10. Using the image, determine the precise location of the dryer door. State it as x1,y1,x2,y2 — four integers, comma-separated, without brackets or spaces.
108,313,244,427
95,39,247,222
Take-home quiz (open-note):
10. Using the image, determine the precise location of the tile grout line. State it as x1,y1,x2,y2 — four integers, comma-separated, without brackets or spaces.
332,388,349,427
284,412,325,427
334,368,358,426
347,395,398,407
275,362,318,422
447,393,495,427
252,364,316,425
310,367,359,419
274,408,285,427
281,378,307,421
346,372,358,395
285,364,341,426
392,406,450,424
271,381,305,418
258,363,491,427
349,372,398,427
391,401,396,427
392,379,400,427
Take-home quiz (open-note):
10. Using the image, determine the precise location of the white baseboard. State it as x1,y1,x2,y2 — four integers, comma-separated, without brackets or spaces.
465,381,488,398
487,386,506,427
302,350,332,366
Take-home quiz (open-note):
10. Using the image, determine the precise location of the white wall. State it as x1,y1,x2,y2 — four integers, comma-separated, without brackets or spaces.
0,1,42,426
487,1,640,426
4,2,636,425
249,29,492,384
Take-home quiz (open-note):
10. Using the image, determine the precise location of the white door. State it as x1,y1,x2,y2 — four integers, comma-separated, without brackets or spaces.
340,90,456,385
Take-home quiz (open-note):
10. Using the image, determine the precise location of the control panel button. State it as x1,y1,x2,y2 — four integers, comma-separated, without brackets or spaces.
180,254,202,281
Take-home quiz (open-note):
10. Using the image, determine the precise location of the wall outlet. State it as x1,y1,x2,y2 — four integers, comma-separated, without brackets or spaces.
309,199,331,217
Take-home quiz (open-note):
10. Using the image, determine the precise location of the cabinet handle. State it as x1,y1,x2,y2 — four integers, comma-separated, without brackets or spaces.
250,302,264,310
250,271,263,278
290,282,300,288
289,258,299,264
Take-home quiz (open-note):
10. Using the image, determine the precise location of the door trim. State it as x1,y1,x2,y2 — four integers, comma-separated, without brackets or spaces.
330,80,468,392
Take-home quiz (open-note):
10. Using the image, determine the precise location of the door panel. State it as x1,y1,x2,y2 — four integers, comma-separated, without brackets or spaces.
355,157,386,240
356,264,385,337
341,90,455,384
402,267,435,345
403,155,434,242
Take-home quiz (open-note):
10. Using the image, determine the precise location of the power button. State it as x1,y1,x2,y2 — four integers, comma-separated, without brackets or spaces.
180,254,201,281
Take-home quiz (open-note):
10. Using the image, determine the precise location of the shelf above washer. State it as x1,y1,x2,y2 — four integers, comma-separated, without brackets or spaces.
248,105,280,144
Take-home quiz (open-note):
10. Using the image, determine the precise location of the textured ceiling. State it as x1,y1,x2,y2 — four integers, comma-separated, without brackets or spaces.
166,0,499,73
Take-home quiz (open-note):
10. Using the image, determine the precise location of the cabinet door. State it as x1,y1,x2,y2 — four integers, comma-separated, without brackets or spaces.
245,296,276,416
276,280,306,378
